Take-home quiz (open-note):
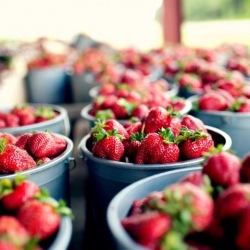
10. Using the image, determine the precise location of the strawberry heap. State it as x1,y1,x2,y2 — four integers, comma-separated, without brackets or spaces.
0,104,59,129
87,107,215,163
0,176,72,250
0,131,67,174
121,149,250,250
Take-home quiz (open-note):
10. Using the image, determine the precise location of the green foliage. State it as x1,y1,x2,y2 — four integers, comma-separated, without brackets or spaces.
183,0,250,21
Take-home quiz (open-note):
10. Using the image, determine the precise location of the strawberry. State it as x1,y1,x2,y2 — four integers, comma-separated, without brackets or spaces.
144,106,182,136
198,90,228,111
111,98,137,119
135,128,180,164
0,139,36,174
0,215,30,247
177,127,214,159
121,211,172,249
0,133,17,144
34,106,57,123
241,152,250,182
92,129,125,161
235,205,250,250
230,97,250,113
215,184,250,220
18,200,60,241
0,239,22,250
28,131,56,158
11,104,35,126
36,157,51,165
131,104,149,120
126,132,145,163
0,118,6,128
125,120,143,136
164,182,214,232
178,73,202,92
50,134,67,157
4,113,19,127
202,150,241,188
15,133,32,151
181,115,207,133
0,178,40,211
180,172,213,194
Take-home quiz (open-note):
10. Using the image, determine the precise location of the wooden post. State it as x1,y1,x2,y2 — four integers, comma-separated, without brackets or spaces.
162,0,182,44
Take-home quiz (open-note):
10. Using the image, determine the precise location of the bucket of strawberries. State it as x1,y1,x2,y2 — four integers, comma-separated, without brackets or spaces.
0,103,70,137
107,149,250,250
188,86,250,158
78,106,232,248
0,176,73,250
0,130,75,205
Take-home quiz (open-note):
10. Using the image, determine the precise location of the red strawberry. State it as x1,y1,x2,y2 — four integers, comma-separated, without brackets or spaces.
126,132,145,163
125,120,143,136
15,133,32,150
18,200,60,241
4,113,19,127
180,172,213,194
28,131,56,158
178,73,202,92
135,128,180,164
235,205,250,250
50,134,67,157
241,152,250,182
181,115,207,133
215,184,250,220
111,98,137,119
0,215,30,247
178,127,214,159
131,104,149,120
11,104,35,126
36,157,51,165
0,118,6,128
0,139,36,174
0,239,22,250
121,211,172,248
144,106,182,136
0,179,40,211
165,182,214,232
198,91,228,111
0,133,17,144
202,151,241,188
92,129,125,161
230,97,250,113
34,106,57,123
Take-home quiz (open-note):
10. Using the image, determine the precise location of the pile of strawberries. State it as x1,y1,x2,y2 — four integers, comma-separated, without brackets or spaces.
195,87,250,112
0,177,72,249
87,106,215,163
0,104,59,129
0,131,67,174
121,149,250,250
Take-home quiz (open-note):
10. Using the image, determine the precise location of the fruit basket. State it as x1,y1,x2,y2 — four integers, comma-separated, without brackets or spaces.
0,177,73,250
0,103,71,136
0,131,75,205
107,148,250,250
189,92,250,158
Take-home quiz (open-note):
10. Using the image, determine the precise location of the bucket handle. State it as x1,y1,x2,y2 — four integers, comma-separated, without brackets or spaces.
65,157,76,171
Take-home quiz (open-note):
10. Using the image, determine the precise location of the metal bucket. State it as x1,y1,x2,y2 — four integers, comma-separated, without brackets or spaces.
78,125,231,248
0,134,75,206
107,167,201,250
189,95,250,158
0,104,71,137
25,67,71,104
80,98,193,129
70,71,99,103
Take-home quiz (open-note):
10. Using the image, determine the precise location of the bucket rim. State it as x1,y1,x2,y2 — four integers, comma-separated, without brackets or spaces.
107,166,202,250
0,134,74,178
0,104,68,134
78,125,232,170
188,95,250,117
80,99,192,124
